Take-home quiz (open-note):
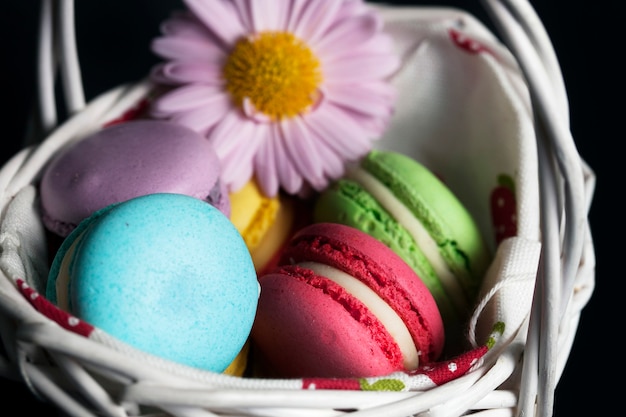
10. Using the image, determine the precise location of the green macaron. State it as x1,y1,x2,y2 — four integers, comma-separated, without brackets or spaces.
314,150,491,345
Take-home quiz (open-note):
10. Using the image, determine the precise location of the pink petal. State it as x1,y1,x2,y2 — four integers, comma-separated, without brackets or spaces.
274,0,291,30
149,64,180,86
274,125,303,195
292,1,342,44
350,110,392,137
160,12,213,40
242,98,273,123
335,103,392,138
159,62,224,84
335,0,368,19
217,116,256,165
151,36,226,62
228,161,254,194
286,0,309,33
220,123,266,190
325,33,397,61
167,95,231,134
311,12,380,56
151,84,226,114
254,126,280,197
323,53,400,82
304,124,348,180
247,0,287,32
230,0,253,31
305,0,369,41
306,104,373,159
280,118,325,188
325,81,396,118
183,0,245,46
304,118,345,174
206,110,250,159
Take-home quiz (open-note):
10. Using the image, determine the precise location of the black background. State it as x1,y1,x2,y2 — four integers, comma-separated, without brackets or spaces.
0,1,618,416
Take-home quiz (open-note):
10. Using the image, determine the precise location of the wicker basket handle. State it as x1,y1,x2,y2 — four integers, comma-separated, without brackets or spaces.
33,0,84,144
480,2,593,416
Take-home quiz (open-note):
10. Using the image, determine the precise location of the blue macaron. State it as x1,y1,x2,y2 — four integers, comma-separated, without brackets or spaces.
46,193,259,372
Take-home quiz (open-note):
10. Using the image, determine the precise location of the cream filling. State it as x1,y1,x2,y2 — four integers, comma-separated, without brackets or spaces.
55,232,84,312
346,167,468,312
299,261,419,370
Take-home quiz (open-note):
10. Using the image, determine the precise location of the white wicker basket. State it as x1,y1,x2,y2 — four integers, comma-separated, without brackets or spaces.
0,1,596,416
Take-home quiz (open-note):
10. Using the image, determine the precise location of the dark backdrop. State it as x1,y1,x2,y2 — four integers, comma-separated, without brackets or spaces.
1,1,617,416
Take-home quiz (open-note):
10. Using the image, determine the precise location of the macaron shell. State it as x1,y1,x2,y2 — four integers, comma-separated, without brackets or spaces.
253,266,404,378
252,223,444,378
40,120,229,236
47,193,258,372
362,150,491,297
279,223,444,364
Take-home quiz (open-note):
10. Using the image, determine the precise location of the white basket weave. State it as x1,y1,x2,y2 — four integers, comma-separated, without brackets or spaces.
0,1,596,416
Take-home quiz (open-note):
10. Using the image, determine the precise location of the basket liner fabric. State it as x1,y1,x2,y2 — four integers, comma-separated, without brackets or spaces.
0,6,542,393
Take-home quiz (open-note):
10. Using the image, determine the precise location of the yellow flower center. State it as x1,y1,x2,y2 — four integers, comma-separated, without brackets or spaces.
223,31,322,120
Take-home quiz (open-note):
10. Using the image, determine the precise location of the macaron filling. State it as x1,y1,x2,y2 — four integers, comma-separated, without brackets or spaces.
53,231,84,311
346,167,469,314
298,261,420,370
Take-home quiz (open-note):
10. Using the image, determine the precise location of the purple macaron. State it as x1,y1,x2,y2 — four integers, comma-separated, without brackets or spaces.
40,119,230,237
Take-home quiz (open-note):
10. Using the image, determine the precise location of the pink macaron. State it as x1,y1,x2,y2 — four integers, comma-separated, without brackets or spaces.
251,222,445,378
39,119,230,237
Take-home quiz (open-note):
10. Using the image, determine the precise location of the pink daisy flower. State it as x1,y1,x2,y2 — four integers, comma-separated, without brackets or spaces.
150,0,399,197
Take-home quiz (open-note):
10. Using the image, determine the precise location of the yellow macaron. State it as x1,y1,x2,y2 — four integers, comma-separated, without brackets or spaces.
229,178,297,275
